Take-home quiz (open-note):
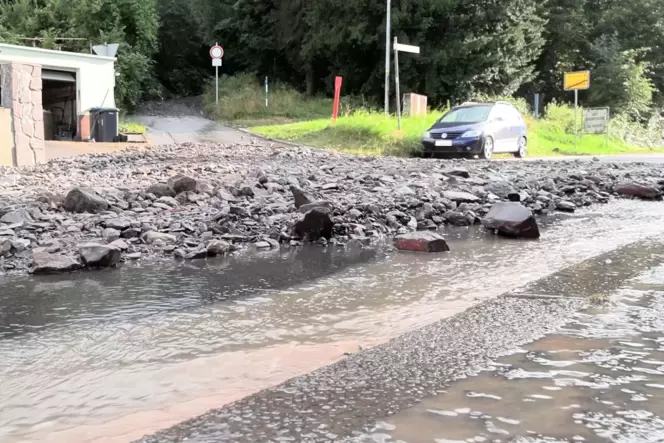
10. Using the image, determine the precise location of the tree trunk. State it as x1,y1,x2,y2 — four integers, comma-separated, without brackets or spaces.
305,63,314,96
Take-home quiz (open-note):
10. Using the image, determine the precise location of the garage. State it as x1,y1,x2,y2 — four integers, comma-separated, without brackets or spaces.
41,69,77,140
0,43,116,152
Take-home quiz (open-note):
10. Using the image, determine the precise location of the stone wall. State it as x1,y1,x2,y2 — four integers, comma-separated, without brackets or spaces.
0,62,45,166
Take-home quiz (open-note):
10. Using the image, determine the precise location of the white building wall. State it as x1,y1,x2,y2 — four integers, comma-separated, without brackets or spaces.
0,43,116,113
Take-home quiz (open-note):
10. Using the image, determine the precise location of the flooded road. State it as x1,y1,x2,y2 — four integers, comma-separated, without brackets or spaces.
2,200,664,443
353,260,664,443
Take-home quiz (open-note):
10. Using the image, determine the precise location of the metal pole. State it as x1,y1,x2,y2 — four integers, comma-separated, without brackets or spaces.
265,76,268,107
394,37,401,130
215,66,219,106
384,0,391,115
574,89,578,150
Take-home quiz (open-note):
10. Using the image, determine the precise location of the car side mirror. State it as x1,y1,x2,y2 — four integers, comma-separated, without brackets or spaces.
493,116,504,122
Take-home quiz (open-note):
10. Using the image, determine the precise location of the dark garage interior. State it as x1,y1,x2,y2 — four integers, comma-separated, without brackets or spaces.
41,69,77,141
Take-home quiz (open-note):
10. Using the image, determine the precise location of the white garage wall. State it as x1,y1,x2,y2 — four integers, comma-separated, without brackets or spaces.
0,43,116,113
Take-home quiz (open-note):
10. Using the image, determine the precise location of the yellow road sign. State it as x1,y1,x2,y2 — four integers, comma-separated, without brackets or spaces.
564,71,590,91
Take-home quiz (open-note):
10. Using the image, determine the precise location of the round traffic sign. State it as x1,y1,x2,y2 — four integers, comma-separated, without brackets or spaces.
210,45,224,59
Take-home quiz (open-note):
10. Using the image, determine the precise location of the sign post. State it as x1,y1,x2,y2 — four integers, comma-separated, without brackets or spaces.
265,76,269,107
332,76,343,123
210,43,224,106
393,37,420,130
584,107,610,151
564,70,590,150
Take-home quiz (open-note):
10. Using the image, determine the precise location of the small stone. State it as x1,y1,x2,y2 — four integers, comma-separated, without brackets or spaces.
104,217,132,230
108,239,129,251
126,252,142,260
185,249,208,260
0,239,11,256
556,200,576,212
11,238,31,252
121,228,142,239
255,241,271,249
322,183,339,190
157,196,179,207
442,190,480,203
102,228,121,243
445,167,470,179
206,240,231,256
142,231,177,245
63,188,109,213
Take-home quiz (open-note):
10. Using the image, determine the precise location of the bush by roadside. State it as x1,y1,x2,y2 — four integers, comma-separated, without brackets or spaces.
202,73,365,126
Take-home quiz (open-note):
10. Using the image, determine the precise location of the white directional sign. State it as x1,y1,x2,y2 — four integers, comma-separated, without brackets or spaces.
584,107,609,134
394,42,420,54
212,58,222,67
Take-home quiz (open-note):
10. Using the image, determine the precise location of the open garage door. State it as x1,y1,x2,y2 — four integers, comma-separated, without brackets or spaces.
42,69,77,140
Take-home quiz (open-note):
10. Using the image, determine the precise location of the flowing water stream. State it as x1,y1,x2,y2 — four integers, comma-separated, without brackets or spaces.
1,200,664,443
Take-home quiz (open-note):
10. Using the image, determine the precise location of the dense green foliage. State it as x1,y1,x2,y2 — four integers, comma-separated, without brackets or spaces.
2,0,664,120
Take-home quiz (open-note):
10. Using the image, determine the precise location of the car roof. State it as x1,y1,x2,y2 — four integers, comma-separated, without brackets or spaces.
456,101,514,108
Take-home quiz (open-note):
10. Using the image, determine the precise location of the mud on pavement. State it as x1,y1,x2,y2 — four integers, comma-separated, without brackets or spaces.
134,236,664,443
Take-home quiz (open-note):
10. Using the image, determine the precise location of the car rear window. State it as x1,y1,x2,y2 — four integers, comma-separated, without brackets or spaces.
439,106,492,123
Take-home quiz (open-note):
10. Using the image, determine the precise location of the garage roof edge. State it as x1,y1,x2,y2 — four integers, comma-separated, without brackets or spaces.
0,43,116,62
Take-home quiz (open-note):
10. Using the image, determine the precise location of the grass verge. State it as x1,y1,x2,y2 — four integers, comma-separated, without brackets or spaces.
252,107,662,157
119,121,147,134
203,73,341,126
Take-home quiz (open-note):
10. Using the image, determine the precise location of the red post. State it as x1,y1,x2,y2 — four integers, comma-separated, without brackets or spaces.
332,76,343,122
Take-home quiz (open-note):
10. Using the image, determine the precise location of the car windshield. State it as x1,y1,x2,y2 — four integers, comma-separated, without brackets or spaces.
439,106,492,123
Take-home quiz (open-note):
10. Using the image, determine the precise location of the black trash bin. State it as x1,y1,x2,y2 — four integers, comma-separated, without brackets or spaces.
89,107,119,142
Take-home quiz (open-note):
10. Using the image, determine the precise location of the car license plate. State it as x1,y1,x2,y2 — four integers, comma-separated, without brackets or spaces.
435,140,452,147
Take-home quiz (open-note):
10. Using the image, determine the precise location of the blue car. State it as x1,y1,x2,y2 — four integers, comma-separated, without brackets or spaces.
422,101,527,159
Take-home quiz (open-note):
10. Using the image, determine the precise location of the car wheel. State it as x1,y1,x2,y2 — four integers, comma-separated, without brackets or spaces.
514,136,527,158
479,136,494,160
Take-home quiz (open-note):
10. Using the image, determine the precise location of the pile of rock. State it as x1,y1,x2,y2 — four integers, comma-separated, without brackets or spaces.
0,141,662,274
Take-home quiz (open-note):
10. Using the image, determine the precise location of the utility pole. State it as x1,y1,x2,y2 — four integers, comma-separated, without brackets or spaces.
384,0,391,115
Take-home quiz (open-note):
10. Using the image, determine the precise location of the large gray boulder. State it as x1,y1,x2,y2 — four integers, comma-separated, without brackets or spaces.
63,187,109,213
394,231,450,252
482,202,540,239
0,208,33,225
168,175,200,194
614,182,661,200
79,243,122,268
293,208,334,241
290,185,313,209
146,183,176,198
30,252,81,274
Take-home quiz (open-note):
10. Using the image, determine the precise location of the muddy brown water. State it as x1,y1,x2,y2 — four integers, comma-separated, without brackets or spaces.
352,262,664,443
1,200,664,443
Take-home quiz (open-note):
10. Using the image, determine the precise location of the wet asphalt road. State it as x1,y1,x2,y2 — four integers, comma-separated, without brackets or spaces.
135,238,664,442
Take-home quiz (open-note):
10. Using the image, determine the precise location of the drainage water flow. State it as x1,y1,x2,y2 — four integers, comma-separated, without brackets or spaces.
353,259,664,443
0,200,663,443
